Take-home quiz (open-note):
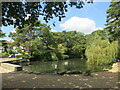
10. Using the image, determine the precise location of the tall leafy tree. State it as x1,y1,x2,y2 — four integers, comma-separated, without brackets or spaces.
9,20,49,56
85,29,118,66
105,0,120,41
52,31,86,58
2,0,93,28
105,0,120,59
9,20,59,61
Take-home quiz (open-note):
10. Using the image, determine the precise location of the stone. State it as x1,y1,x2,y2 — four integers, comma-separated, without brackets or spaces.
1,63,22,72
65,71,72,74
57,71,66,75
27,71,33,74
83,70,93,77
34,72,41,75
71,70,82,74
65,70,82,74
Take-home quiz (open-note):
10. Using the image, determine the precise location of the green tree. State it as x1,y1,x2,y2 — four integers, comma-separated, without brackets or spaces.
52,31,86,58
85,29,108,46
9,20,59,61
85,29,118,66
105,0,120,59
9,20,50,58
2,0,93,28
105,0,120,41
16,47,22,53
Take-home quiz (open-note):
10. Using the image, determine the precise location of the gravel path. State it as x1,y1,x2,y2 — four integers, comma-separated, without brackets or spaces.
1,72,120,89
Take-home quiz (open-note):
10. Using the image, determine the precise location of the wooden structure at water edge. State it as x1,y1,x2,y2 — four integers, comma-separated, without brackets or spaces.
0,58,20,63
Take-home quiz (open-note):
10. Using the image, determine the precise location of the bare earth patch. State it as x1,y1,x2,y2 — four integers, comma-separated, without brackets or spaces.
1,72,119,89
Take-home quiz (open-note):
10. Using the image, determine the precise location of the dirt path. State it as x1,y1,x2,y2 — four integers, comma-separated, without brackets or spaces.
1,72,120,89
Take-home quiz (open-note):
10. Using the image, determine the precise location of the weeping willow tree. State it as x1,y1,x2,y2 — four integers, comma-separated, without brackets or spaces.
85,0,120,68
85,38,118,66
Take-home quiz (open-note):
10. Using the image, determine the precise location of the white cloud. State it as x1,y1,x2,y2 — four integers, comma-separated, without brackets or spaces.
60,16,102,34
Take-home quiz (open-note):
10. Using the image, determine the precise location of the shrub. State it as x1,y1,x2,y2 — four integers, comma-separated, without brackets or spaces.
23,54,31,59
1,52,10,56
17,48,22,53
16,53,31,59
11,60,20,64
62,54,69,60
8,50,14,54
51,53,58,61
16,55,23,59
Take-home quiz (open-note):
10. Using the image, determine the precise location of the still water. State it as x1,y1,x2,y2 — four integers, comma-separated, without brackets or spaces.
20,58,112,74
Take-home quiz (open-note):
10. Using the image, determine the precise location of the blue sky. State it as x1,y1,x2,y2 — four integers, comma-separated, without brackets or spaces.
1,2,110,41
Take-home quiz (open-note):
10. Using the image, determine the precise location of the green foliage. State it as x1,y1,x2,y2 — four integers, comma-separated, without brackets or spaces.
0,42,2,46
23,53,31,59
105,1,120,41
105,0,120,59
1,52,10,56
61,54,69,60
17,47,22,53
57,44,67,54
2,1,92,28
51,53,58,61
85,29,119,66
85,38,118,65
16,53,30,59
8,50,14,54
16,55,23,59
9,21,52,60
52,31,86,59
72,44,85,58
11,60,20,64
9,20,86,61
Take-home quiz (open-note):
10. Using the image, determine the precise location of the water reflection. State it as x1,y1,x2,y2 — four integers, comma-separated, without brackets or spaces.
21,58,112,74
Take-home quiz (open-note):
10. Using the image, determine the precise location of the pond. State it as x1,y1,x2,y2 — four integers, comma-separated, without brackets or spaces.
17,58,112,74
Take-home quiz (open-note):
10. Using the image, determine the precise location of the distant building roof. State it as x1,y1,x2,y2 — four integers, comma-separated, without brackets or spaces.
0,40,12,44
